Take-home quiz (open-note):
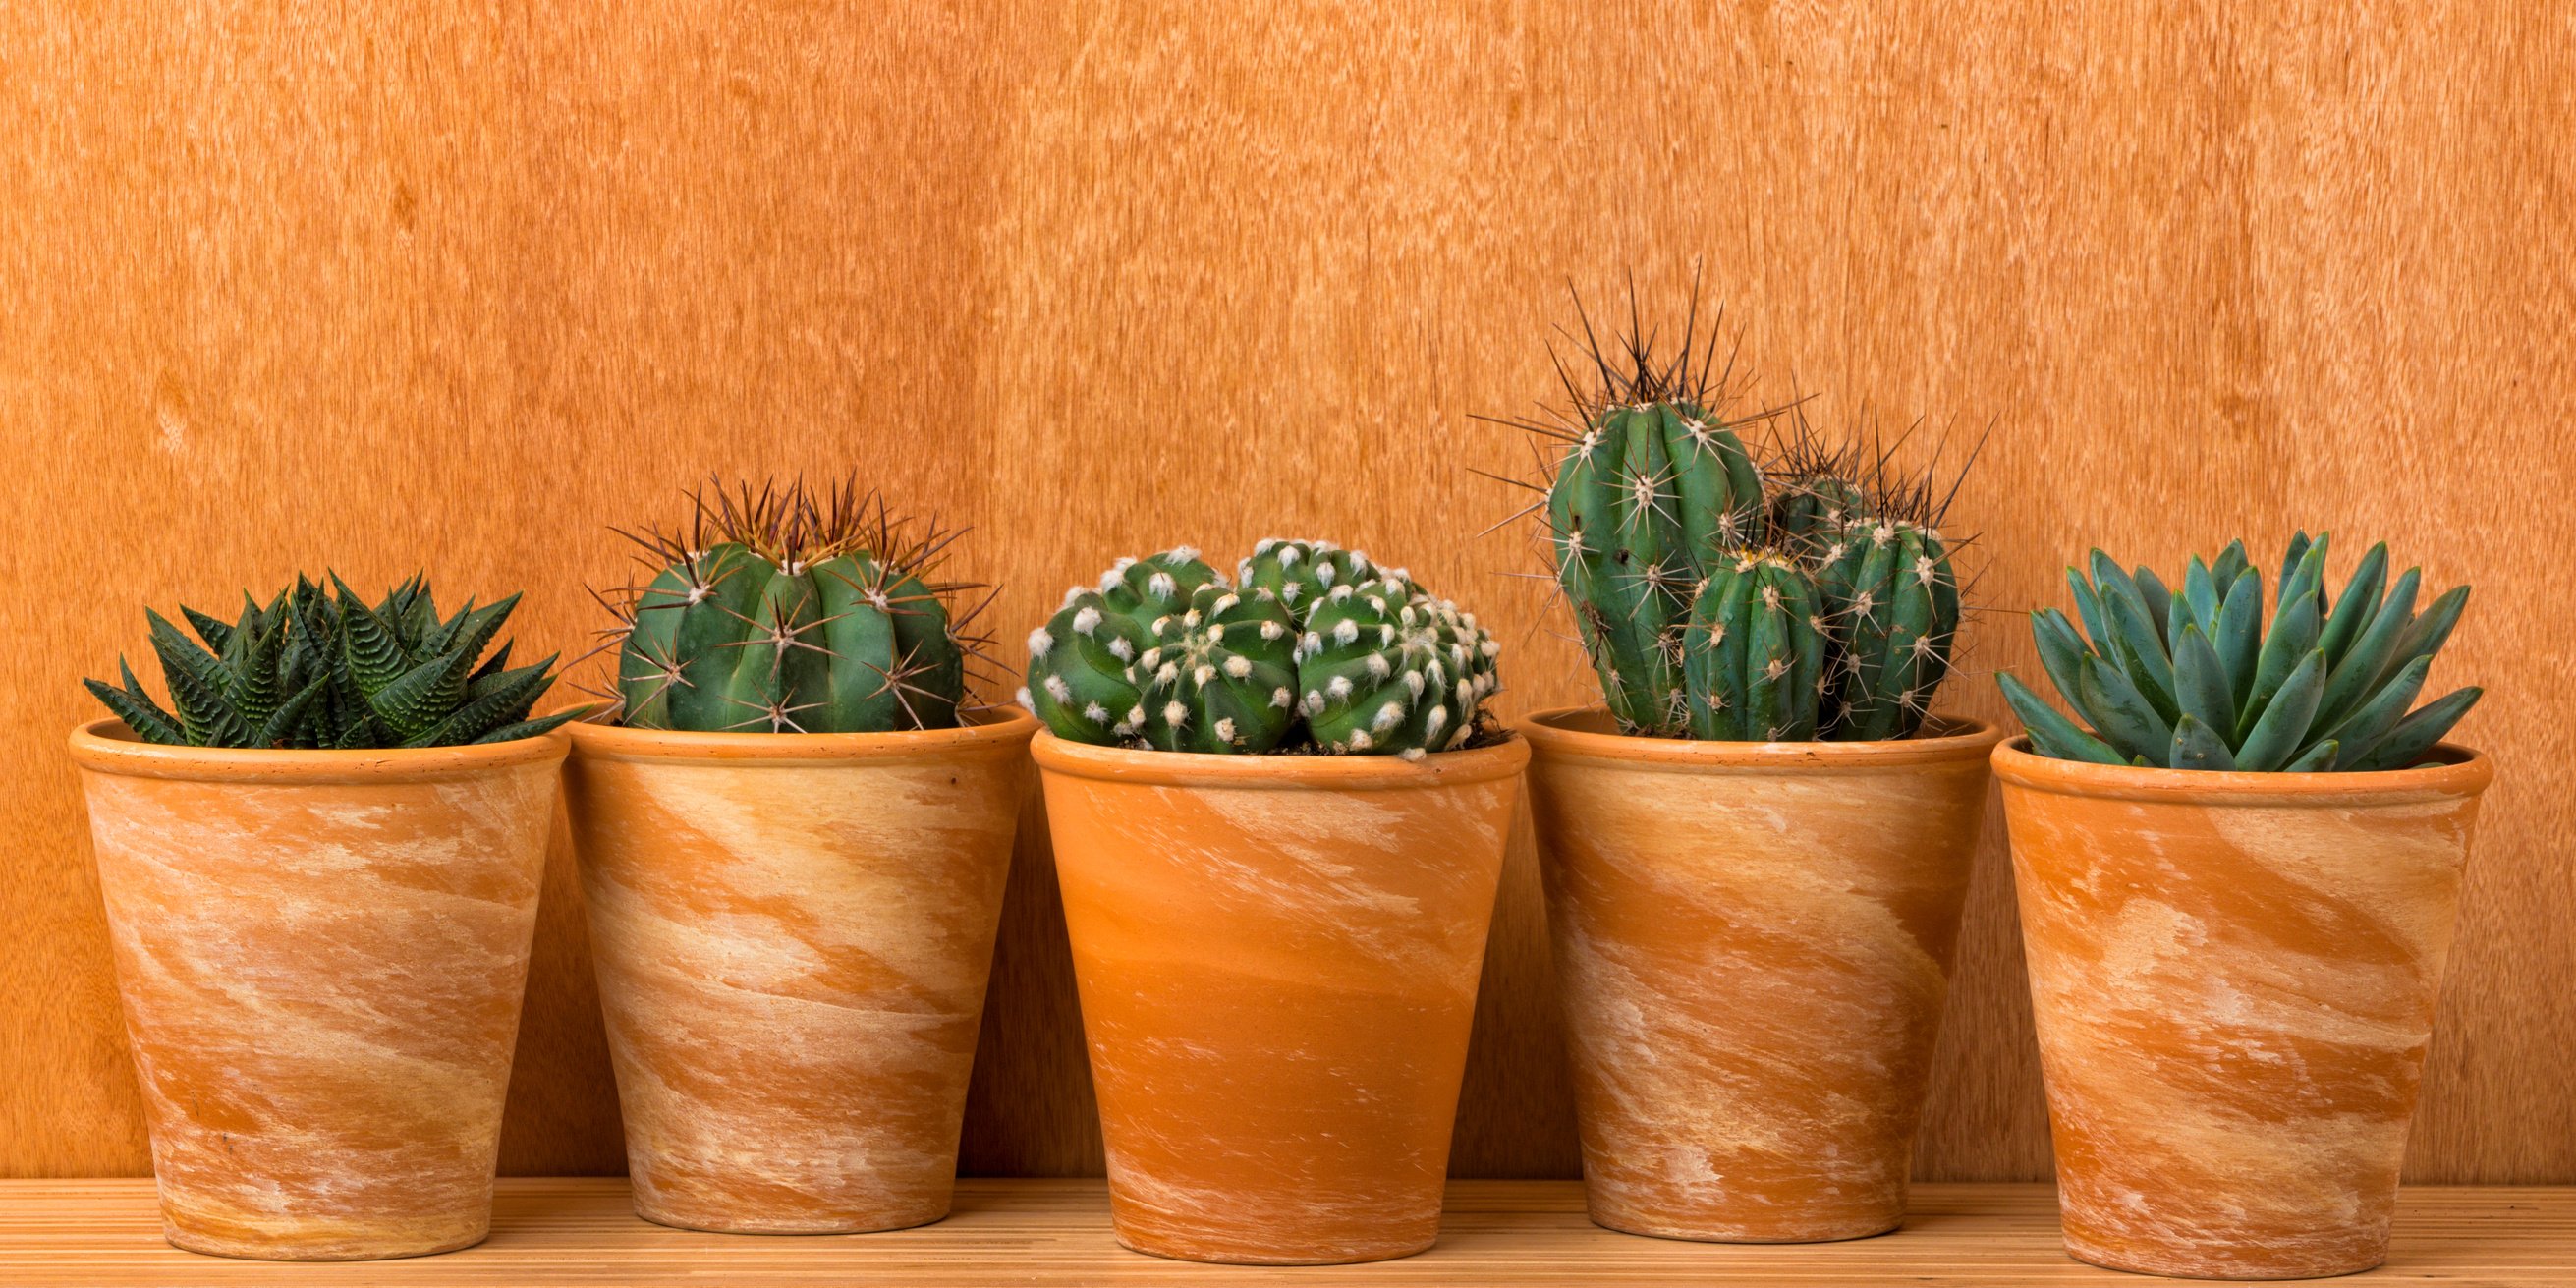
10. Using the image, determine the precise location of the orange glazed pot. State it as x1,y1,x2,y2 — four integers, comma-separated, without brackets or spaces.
561,709,1037,1234
1520,706,2001,1243
1033,730,1527,1265
1995,736,2492,1280
70,718,567,1260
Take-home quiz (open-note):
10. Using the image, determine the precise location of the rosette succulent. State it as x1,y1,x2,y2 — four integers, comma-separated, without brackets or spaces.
1997,533,2479,771
85,574,576,749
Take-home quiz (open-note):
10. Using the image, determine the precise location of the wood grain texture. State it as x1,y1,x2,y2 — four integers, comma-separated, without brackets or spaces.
3,1,2570,1184
1,1180,2571,1285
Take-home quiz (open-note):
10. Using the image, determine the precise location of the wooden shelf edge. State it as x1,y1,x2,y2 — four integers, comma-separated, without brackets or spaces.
1,1179,2570,1285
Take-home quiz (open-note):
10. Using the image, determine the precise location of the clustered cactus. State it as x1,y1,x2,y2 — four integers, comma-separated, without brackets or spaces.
84,575,575,749
1998,533,2480,771
1022,539,1500,757
598,478,992,733
1500,298,1974,742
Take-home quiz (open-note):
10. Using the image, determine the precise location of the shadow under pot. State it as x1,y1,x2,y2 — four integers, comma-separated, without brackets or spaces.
1519,706,2001,1243
70,718,568,1260
1032,731,1528,1265
561,708,1037,1234
1994,737,2492,1281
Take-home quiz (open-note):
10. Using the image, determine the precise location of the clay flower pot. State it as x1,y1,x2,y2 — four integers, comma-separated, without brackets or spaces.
1520,706,2001,1243
561,708,1037,1234
1995,736,2493,1280
1033,731,1528,1265
70,718,567,1260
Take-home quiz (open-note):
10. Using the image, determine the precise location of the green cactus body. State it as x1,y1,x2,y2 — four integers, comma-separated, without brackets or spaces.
1813,518,1961,740
620,540,966,734
1297,580,1496,756
1022,588,1149,745
1771,474,1874,561
1099,548,1221,636
1682,550,1826,741
1160,583,1300,673
1998,532,2483,772
1133,624,1298,754
1237,538,1409,626
1546,402,1765,736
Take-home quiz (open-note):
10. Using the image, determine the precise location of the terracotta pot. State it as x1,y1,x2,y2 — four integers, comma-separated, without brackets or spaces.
1519,706,2000,1243
70,718,566,1260
1995,736,2492,1280
1033,731,1527,1264
561,708,1037,1234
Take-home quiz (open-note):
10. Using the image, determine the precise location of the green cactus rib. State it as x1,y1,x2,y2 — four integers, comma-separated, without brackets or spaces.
1813,516,1962,740
1546,402,1766,736
612,479,979,734
1236,538,1413,626
1999,532,2482,771
1682,550,1826,741
1024,547,1501,757
85,574,575,750
1022,588,1149,745
1299,579,1499,756
1134,596,1300,754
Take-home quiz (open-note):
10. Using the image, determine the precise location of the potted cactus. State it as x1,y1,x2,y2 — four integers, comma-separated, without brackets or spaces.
1993,534,2489,1280
1490,299,2000,1244
1018,540,1521,1265
71,575,579,1260
560,478,1035,1235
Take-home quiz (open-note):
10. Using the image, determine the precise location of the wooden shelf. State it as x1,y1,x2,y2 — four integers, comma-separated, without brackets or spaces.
2,1179,2569,1285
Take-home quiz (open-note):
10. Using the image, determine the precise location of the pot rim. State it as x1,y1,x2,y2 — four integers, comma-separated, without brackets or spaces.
1991,733,2492,803
1029,726,1528,789
68,715,568,785
560,703,1038,765
1517,704,2002,770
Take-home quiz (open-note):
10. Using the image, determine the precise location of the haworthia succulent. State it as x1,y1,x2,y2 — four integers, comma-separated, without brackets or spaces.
86,575,576,750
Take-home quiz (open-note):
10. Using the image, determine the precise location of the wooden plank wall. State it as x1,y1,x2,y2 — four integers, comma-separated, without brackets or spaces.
3,1,2568,1182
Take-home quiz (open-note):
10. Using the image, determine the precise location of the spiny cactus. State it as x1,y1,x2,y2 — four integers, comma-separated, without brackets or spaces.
1135,591,1301,754
86,574,576,749
1490,285,1982,743
1814,516,1961,740
1022,540,1502,757
1681,550,1825,741
1299,579,1500,755
1528,301,1769,736
1998,532,2481,771
602,479,991,734
1236,538,1409,622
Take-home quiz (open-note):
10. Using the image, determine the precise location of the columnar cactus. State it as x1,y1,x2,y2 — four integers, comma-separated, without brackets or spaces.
609,480,980,733
1681,550,1826,741
1998,532,2481,771
1814,516,1961,740
1496,293,1980,744
1545,398,1767,736
1023,539,1502,757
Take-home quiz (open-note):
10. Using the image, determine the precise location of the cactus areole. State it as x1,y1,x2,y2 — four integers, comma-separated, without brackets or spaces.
1023,539,1503,758
602,478,992,734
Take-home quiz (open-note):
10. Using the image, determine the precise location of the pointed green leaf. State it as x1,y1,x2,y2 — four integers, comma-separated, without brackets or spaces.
2077,655,2174,762
2234,649,2325,771
2169,713,2237,770
2316,542,2389,667
2282,739,2339,772
2317,567,2420,729
2172,623,2236,743
1998,672,2125,764
2347,686,2483,771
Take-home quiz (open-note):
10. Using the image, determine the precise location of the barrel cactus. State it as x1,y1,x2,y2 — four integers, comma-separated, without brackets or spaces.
1022,540,1501,757
1998,532,2481,771
85,574,577,749
607,479,981,733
